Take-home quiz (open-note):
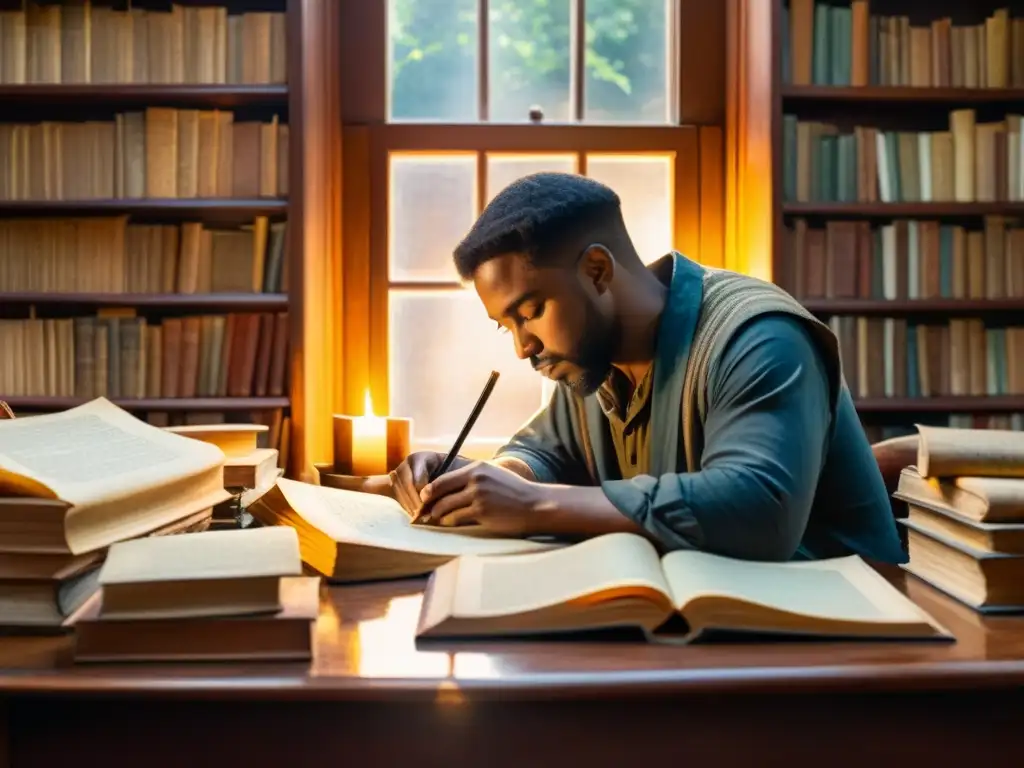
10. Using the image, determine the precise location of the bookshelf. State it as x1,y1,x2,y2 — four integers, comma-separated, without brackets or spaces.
0,83,290,104
741,0,1024,440
0,0,345,478
0,396,290,411
0,292,289,308
782,85,1024,103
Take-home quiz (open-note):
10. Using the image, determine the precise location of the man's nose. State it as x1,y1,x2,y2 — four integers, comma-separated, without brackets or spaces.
513,328,540,360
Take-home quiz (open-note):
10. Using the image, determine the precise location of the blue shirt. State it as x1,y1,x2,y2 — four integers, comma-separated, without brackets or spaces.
495,273,907,565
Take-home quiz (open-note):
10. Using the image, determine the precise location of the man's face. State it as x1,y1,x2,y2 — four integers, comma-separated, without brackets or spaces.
472,251,615,396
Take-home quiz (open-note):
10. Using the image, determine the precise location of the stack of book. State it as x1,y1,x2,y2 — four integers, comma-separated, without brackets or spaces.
0,398,232,632
70,526,318,662
897,425,1024,611
166,423,283,529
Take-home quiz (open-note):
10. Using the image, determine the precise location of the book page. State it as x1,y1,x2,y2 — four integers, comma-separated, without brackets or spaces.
276,479,558,557
662,551,933,625
917,424,1024,478
447,533,673,618
0,398,224,505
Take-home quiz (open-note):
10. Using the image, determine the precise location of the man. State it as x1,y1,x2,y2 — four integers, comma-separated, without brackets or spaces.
388,172,907,563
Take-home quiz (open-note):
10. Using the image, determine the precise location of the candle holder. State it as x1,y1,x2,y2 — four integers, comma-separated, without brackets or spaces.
313,463,369,491
313,463,396,497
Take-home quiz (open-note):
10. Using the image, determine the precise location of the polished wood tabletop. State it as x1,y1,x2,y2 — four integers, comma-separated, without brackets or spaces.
2,565,1024,702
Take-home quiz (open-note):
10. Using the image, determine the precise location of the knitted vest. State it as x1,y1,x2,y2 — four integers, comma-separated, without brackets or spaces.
568,267,843,479
679,267,842,472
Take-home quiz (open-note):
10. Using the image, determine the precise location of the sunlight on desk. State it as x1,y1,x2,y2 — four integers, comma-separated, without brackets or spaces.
353,595,500,679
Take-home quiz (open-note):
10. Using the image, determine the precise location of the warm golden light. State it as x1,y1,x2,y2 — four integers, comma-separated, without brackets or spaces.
356,596,452,678
351,389,389,476
354,595,498,685
362,389,379,419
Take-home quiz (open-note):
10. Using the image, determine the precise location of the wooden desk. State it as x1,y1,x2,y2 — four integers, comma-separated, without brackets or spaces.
1,568,1023,767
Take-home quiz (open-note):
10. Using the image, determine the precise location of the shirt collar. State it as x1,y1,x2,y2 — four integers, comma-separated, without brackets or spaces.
593,251,680,420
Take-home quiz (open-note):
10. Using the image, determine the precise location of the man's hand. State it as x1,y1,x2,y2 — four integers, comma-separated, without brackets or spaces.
390,451,472,517
418,461,541,536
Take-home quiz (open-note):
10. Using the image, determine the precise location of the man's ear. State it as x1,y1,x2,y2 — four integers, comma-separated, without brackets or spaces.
578,244,615,295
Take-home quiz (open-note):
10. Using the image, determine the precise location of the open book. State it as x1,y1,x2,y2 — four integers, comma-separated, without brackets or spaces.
917,424,1024,478
0,398,231,554
416,533,953,643
248,478,560,582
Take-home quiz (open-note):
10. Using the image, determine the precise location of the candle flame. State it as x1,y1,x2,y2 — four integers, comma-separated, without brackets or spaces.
354,388,385,436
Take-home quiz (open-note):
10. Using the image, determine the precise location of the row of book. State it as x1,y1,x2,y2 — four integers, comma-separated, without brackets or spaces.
0,109,287,201
3,394,1020,655
896,426,1024,614
783,110,1020,204
780,217,1024,301
4,400,1020,656
0,311,289,400
0,216,287,295
247,429,958,643
0,3,286,86
783,0,1020,88
828,315,1024,400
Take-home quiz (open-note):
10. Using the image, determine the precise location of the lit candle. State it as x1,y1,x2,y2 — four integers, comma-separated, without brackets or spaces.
350,391,389,477
332,393,414,477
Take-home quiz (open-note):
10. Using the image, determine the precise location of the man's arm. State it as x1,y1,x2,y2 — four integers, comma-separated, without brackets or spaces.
536,315,832,560
489,385,594,485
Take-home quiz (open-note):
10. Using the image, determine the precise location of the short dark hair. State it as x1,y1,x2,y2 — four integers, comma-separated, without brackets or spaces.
452,172,621,280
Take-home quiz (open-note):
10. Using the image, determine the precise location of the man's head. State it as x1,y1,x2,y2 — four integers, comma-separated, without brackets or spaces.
453,172,641,396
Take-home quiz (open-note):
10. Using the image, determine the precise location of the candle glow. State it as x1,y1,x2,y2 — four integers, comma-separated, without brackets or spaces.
350,390,389,476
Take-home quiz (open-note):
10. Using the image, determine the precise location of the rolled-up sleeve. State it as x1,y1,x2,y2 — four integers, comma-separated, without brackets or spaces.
493,385,593,486
600,314,832,561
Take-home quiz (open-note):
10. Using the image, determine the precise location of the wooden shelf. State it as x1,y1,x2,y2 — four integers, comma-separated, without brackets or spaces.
802,298,1024,314
0,293,289,309
2,397,290,412
0,199,288,216
783,202,1024,217
755,4,1024,426
854,397,1024,414
0,84,288,106
781,85,1024,104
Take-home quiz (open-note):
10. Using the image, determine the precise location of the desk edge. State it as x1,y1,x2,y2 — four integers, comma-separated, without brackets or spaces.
3,659,1024,701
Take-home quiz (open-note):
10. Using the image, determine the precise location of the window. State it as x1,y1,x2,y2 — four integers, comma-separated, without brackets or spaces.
346,1,709,458
383,141,685,457
387,0,676,124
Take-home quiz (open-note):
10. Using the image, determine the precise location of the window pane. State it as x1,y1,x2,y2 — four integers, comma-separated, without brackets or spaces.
388,0,479,122
389,154,477,282
584,0,670,123
488,1,571,122
485,153,577,201
587,154,673,263
389,290,545,447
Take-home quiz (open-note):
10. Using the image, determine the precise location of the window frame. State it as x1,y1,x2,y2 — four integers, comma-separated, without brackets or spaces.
384,0,681,126
337,0,725,428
